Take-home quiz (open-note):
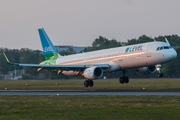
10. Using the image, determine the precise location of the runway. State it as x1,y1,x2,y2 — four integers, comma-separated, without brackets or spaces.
0,89,180,96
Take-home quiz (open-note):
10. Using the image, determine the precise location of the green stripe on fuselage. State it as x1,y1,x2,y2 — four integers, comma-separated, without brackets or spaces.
39,56,63,74
44,53,59,61
40,53,59,65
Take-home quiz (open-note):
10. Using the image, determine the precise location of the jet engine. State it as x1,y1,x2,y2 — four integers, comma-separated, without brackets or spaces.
136,66,156,74
83,66,103,79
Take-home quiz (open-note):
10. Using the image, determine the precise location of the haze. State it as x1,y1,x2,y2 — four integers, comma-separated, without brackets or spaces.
0,0,180,50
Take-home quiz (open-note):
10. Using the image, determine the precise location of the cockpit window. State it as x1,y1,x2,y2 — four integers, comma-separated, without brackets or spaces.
160,47,163,50
163,46,169,49
157,46,173,51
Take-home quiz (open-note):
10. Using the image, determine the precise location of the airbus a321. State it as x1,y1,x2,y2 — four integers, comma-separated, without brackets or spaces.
3,28,177,87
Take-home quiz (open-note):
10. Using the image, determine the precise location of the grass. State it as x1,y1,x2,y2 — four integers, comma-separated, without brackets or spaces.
0,96,180,120
0,79,180,119
0,78,180,89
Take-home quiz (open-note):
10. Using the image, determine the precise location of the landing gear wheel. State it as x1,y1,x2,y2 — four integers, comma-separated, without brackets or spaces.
84,80,94,87
119,76,129,84
84,80,89,87
156,64,163,78
89,80,94,87
124,77,129,83
158,73,163,78
119,77,124,84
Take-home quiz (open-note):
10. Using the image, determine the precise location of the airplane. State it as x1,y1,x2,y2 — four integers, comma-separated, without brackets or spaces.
2,28,177,87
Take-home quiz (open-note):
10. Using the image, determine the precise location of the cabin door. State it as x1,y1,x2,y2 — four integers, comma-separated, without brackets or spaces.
147,44,153,57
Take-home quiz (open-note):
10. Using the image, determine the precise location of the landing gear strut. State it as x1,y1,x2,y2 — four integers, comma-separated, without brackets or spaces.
156,64,163,78
84,80,94,87
119,70,129,84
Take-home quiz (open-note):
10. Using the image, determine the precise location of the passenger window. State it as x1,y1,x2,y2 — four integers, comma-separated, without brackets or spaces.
160,47,163,50
163,46,169,49
156,47,159,51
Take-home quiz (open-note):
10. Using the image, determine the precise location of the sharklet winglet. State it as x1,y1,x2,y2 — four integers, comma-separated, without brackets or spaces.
2,51,10,64
2,51,19,66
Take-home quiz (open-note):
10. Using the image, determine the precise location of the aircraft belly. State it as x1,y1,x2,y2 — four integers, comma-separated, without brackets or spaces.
103,62,121,72
62,71,77,76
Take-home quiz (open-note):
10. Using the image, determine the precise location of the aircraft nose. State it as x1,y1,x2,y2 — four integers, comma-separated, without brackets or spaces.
168,49,177,60
173,49,177,59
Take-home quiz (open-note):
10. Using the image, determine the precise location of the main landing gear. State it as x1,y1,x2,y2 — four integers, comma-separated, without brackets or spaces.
156,64,163,78
119,70,129,84
84,80,94,87
119,76,129,84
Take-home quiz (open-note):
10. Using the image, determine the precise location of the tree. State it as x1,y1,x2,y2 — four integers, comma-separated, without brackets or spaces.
0,48,20,75
59,46,76,56
19,48,43,79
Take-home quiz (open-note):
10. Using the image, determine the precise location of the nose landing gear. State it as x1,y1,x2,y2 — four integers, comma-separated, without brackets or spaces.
156,64,163,78
158,73,163,78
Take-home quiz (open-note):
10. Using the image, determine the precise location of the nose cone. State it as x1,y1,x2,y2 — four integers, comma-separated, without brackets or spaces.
166,49,177,61
172,49,177,60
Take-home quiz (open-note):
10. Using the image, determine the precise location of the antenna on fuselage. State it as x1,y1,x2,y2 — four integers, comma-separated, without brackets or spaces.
165,38,170,45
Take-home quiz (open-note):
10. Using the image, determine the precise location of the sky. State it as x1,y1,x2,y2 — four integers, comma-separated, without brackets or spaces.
0,0,180,50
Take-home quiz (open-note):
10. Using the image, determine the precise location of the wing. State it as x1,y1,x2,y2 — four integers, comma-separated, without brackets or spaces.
2,51,110,71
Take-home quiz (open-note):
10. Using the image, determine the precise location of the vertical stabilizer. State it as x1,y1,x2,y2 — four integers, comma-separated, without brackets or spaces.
38,28,61,60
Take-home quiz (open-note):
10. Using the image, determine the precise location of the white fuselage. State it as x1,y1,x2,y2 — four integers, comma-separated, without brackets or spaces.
56,42,177,75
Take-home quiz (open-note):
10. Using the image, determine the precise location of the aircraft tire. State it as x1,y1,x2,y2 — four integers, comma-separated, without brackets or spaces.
160,73,163,77
84,80,89,87
89,80,94,87
158,73,164,78
119,77,124,84
124,76,129,83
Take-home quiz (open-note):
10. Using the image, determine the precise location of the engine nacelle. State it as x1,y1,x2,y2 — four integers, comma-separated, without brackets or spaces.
136,66,156,74
83,66,103,79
